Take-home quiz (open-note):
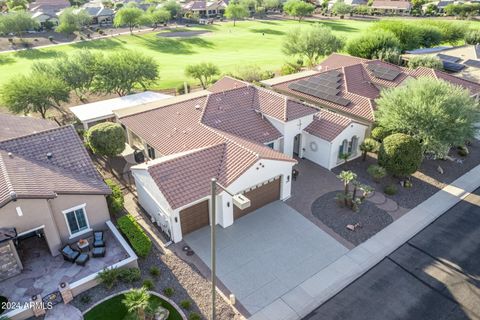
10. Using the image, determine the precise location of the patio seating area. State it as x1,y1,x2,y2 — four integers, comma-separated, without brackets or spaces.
0,229,129,310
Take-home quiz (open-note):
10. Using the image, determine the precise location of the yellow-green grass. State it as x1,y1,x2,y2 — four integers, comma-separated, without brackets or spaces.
0,19,373,90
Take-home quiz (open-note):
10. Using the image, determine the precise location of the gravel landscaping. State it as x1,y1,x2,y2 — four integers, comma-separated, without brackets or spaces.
311,191,393,246
70,244,239,320
333,139,480,210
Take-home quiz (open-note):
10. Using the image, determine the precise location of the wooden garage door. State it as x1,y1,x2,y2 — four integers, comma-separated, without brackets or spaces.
180,200,209,235
234,178,281,220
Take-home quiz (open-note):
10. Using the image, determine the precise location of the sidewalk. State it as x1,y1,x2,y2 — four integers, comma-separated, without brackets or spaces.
250,164,480,320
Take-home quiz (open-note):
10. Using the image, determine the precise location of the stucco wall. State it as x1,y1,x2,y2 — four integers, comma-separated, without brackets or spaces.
0,199,61,255
48,194,110,244
302,132,333,169
329,122,367,169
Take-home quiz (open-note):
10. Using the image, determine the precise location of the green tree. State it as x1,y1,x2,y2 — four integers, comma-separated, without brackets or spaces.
163,0,182,18
282,0,315,21
5,0,27,10
105,179,124,214
354,4,371,15
337,170,357,206
378,133,423,177
56,8,92,34
33,49,103,99
376,77,479,157
465,29,480,45
146,8,171,28
93,51,159,96
1,73,69,119
407,56,443,70
185,62,220,89
264,0,281,10
346,29,400,59
114,6,144,34
359,138,380,161
283,24,343,67
122,287,150,320
85,122,126,158
332,1,352,17
225,2,249,26
0,11,37,39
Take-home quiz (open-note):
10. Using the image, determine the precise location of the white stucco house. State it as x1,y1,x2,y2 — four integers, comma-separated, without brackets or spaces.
109,76,366,243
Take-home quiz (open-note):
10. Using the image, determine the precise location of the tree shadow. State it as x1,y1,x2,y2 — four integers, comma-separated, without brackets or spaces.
258,20,279,25
14,49,66,60
318,20,362,32
70,38,125,50
134,36,195,54
250,28,285,35
0,55,15,65
181,37,215,49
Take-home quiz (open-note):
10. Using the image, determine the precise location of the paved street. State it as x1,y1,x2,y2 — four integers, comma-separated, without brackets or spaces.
185,201,348,315
304,188,480,320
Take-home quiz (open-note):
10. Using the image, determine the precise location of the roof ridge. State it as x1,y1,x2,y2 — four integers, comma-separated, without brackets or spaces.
0,123,66,144
0,152,14,197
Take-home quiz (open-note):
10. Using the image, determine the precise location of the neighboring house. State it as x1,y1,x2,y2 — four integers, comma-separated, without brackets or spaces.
79,3,115,25
262,53,480,127
404,45,480,83
111,76,366,242
182,0,228,17
0,114,111,279
371,0,412,13
29,0,69,27
69,91,172,130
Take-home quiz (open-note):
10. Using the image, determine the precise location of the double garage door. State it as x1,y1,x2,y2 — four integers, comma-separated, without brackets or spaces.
179,178,281,236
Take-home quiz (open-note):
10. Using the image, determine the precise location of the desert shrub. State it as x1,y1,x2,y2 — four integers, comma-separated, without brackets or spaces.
407,56,443,70
235,65,275,82
346,30,400,59
465,29,480,45
384,184,397,195
189,313,201,320
80,294,92,304
372,47,402,65
180,299,192,310
117,215,152,258
421,20,467,44
371,126,391,142
176,82,191,95
97,268,120,289
149,266,160,278
142,279,155,290
458,145,469,157
378,133,423,177
367,164,387,182
280,60,303,75
163,287,174,297
118,268,141,283
105,179,124,214
48,36,53,42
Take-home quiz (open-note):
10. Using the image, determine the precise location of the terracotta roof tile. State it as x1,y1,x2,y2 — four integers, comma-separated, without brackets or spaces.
305,110,352,142
0,114,58,141
371,0,411,9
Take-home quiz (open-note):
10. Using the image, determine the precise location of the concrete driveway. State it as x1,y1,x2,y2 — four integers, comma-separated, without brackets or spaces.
184,201,348,315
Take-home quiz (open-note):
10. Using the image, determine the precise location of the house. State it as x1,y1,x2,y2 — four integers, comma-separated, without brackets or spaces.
0,114,111,271
262,53,480,127
29,0,70,27
69,91,172,130
79,3,115,25
182,0,228,17
370,0,412,14
112,76,367,242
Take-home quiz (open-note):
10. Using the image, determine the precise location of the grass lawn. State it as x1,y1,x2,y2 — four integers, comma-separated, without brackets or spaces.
84,293,183,320
0,19,373,90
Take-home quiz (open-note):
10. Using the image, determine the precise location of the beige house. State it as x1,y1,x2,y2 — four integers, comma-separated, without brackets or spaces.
0,114,111,281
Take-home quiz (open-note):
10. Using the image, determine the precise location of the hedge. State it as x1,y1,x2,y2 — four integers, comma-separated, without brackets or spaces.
105,179,124,214
117,214,152,258
378,133,423,177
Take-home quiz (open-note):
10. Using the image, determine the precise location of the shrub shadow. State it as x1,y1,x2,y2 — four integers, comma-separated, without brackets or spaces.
14,49,66,60
250,28,285,35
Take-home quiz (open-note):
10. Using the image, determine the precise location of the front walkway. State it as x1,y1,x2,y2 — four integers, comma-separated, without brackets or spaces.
184,201,348,316
250,164,480,320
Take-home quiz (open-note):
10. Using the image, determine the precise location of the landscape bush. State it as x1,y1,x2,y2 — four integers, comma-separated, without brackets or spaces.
163,287,174,297
105,179,124,215
457,146,469,157
370,126,391,142
378,133,423,177
407,56,443,70
142,279,155,290
176,82,191,95
421,20,467,44
149,266,160,278
465,29,480,45
346,30,401,59
189,312,201,320
97,267,142,289
118,267,141,283
180,300,191,310
367,164,387,182
117,214,152,258
384,184,397,195
360,138,380,160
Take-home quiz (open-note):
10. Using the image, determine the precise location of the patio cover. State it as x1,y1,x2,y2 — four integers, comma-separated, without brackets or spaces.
69,91,172,127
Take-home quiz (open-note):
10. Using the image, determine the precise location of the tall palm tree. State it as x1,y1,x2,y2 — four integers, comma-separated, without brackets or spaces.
122,287,150,320
337,170,357,207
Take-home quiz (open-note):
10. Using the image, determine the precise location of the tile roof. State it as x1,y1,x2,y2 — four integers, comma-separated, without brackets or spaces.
270,54,480,123
0,123,110,208
0,114,58,141
371,0,411,9
305,110,353,142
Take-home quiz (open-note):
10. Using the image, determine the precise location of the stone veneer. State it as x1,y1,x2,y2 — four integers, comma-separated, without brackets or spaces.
0,241,22,281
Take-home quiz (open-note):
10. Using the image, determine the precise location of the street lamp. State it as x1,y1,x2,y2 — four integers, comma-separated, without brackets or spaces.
210,178,251,320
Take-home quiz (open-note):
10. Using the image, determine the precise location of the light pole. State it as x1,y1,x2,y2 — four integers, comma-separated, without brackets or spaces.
210,178,250,320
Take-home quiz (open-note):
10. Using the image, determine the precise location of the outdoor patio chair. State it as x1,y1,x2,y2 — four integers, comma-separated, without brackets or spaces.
75,252,89,266
92,246,106,258
93,231,105,248
60,244,80,263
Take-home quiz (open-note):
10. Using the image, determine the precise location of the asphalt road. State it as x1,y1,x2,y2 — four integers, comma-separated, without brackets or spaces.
304,188,480,320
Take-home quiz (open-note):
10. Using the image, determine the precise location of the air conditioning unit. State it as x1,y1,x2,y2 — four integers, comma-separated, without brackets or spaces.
233,194,251,210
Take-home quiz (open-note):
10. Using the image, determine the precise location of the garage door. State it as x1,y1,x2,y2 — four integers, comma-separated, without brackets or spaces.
234,178,281,220
180,200,209,235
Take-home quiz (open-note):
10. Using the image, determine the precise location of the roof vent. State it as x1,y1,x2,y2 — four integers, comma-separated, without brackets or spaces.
47,152,53,160
195,104,201,110
9,191,17,202
7,152,13,158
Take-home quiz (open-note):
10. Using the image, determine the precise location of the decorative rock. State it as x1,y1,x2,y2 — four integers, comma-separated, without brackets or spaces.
437,165,444,174
154,306,170,320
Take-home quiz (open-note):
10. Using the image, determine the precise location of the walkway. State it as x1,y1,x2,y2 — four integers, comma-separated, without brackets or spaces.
249,164,480,320
45,303,82,320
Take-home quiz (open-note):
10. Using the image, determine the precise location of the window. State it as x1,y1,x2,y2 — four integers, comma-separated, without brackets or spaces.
350,136,359,155
266,142,274,149
63,204,90,237
339,139,348,158
147,144,156,159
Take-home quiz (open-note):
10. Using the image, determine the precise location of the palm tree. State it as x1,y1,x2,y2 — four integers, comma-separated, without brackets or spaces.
337,170,357,206
339,152,351,164
122,287,150,320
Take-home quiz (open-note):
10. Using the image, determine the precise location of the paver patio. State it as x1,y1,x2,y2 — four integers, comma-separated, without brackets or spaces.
184,201,348,315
